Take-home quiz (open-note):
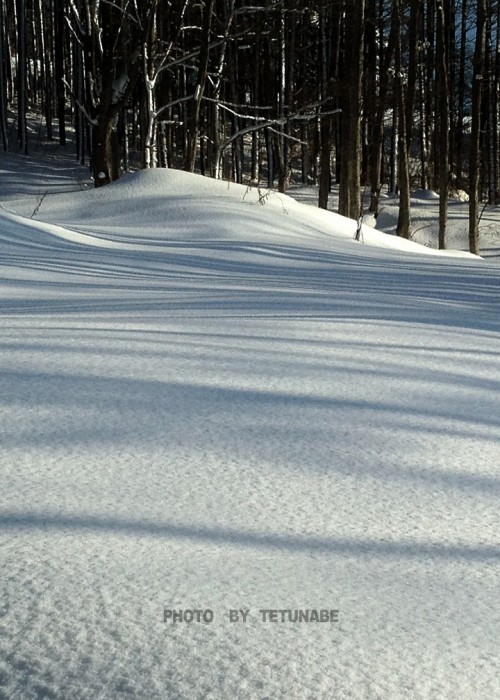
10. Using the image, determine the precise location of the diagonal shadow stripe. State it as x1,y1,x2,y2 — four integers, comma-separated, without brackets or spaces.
0,511,498,562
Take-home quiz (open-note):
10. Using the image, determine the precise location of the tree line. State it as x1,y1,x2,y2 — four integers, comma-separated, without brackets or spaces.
1,1,498,254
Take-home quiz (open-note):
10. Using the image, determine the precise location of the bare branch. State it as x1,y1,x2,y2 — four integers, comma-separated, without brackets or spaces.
63,78,98,126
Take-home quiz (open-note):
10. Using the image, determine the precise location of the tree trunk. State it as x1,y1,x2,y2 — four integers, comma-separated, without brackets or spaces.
338,1,365,221
318,3,340,210
469,0,488,255
368,1,395,215
185,0,215,172
91,113,120,187
0,0,8,149
54,0,66,146
456,0,468,184
16,0,28,153
394,0,411,239
437,0,450,248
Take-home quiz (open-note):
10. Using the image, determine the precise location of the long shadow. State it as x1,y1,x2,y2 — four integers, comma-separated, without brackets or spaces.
10,324,498,357
1,368,499,430
1,338,500,395
2,225,500,332
1,370,499,486
1,276,499,335
0,510,498,562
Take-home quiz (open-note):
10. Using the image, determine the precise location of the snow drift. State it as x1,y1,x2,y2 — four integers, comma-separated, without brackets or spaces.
1,161,499,700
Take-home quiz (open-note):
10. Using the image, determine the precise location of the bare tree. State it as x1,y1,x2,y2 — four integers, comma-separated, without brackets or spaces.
366,0,394,217
54,0,66,145
437,0,451,248
185,0,216,172
69,0,158,186
16,0,28,153
469,0,488,255
0,0,8,150
318,3,341,210
394,0,411,239
338,0,366,221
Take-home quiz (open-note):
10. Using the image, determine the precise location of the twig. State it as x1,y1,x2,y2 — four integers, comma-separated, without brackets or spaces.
31,193,47,218
354,189,366,242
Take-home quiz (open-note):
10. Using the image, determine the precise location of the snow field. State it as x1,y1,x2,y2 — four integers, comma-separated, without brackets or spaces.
0,159,499,699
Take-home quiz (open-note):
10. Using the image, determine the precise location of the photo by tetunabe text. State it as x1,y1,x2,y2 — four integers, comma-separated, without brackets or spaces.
163,608,340,623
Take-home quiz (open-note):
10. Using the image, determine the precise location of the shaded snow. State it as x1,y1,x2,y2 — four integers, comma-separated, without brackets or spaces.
412,189,440,200
1,159,499,700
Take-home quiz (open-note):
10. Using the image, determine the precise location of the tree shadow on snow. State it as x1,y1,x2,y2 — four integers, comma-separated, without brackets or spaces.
0,510,498,562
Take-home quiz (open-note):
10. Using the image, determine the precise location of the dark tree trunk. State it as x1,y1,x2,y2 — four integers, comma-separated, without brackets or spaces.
338,1,365,221
0,0,8,149
394,0,411,239
16,0,28,153
456,0,468,184
318,4,340,210
185,0,215,172
469,0,488,255
437,0,450,248
368,0,395,215
54,0,66,146
91,113,120,187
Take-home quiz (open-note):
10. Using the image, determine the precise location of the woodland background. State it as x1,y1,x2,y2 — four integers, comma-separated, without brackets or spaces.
1,1,499,253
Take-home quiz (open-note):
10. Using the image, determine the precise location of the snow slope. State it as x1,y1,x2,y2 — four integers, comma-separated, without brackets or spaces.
1,158,500,700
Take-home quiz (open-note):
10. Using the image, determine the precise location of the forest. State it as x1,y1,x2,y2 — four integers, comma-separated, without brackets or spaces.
0,1,498,254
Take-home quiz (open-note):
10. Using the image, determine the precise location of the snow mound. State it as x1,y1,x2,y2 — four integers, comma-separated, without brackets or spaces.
2,168,479,259
412,189,440,200
450,189,470,202
1,155,500,700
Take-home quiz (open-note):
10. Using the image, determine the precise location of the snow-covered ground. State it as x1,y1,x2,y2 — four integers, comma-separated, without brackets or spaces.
1,152,500,700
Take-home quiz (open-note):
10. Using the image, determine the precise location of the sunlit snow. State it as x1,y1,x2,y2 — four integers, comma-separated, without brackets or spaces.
1,153,499,700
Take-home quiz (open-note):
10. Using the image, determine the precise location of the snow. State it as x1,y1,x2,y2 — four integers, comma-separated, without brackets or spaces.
411,189,440,200
1,155,500,700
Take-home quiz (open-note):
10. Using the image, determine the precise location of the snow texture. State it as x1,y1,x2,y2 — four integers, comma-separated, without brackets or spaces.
1,154,499,700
